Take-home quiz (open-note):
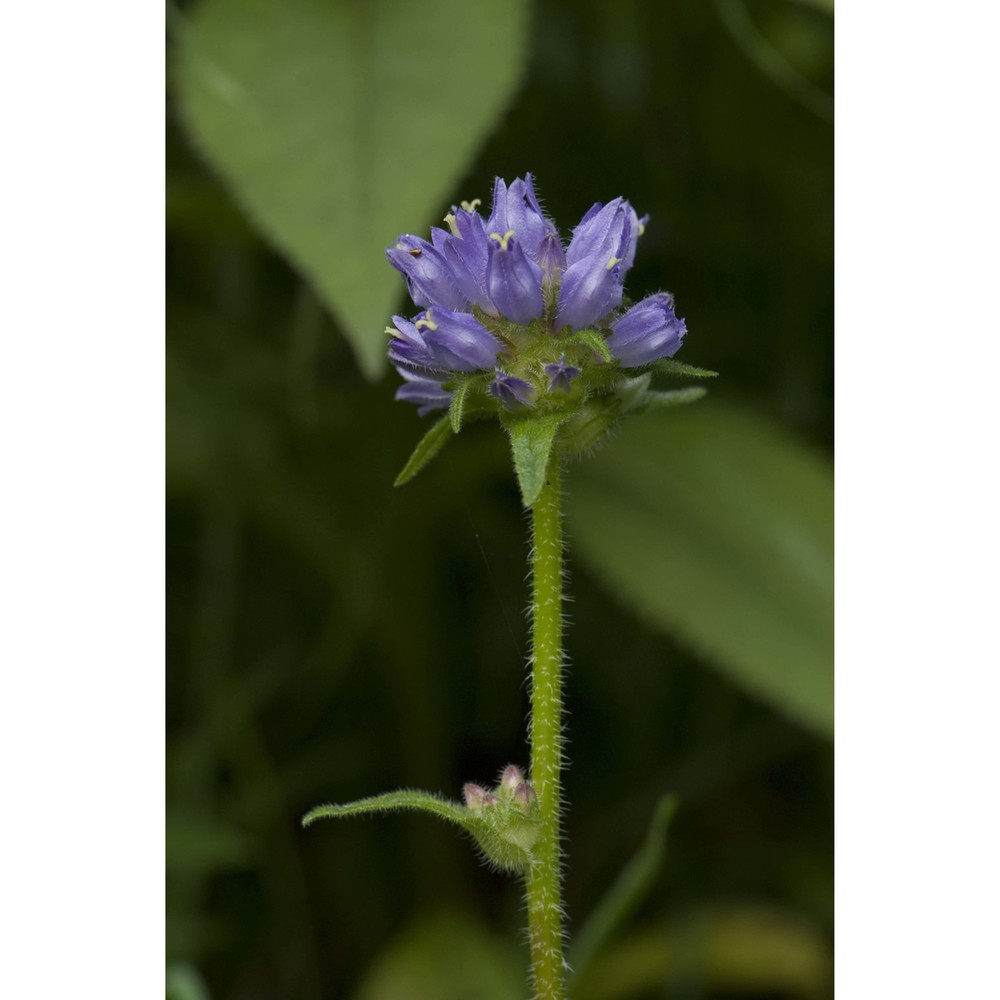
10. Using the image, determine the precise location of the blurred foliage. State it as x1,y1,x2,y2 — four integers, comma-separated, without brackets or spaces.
166,0,832,996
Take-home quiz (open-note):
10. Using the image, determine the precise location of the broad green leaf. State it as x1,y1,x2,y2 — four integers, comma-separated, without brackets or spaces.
574,903,832,1000
568,402,832,735
571,795,678,989
394,416,452,487
176,0,532,377
503,413,566,508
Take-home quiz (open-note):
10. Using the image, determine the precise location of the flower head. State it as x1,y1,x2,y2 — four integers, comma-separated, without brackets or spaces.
386,176,711,499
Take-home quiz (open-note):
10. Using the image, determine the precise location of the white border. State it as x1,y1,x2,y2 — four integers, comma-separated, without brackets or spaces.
0,2,164,995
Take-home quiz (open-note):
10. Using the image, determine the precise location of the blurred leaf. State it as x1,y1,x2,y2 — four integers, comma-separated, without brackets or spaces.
650,358,719,379
166,963,212,1000
394,416,453,487
571,795,678,989
352,913,524,1000
568,401,832,735
175,0,532,377
630,386,707,414
575,903,832,1000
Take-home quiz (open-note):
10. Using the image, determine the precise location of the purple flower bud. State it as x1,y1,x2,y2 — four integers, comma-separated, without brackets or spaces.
499,764,525,798
513,781,538,813
482,792,500,808
386,235,468,312
463,783,488,810
486,174,556,261
544,355,581,393
607,293,687,367
490,371,536,410
486,235,544,325
387,311,500,373
556,203,633,330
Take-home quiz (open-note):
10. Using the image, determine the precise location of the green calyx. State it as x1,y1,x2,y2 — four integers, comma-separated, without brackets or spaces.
394,315,718,505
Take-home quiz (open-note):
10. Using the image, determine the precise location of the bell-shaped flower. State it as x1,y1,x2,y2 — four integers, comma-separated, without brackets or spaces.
439,210,497,315
606,293,687,367
388,310,501,373
556,201,633,330
386,235,468,312
486,234,544,325
485,174,556,262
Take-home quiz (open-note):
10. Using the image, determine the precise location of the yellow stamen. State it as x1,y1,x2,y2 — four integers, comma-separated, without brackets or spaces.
489,229,517,251
460,198,481,212
415,314,438,331
606,256,623,270
386,326,403,339
638,220,646,236
443,213,460,237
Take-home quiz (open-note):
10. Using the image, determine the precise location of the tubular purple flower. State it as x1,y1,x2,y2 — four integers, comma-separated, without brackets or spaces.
486,235,544,325
440,210,498,315
387,311,501,372
486,174,556,261
607,293,687,367
490,371,536,410
556,204,633,330
386,235,468,312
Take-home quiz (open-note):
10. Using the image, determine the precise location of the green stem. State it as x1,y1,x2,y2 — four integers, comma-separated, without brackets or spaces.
526,454,566,1000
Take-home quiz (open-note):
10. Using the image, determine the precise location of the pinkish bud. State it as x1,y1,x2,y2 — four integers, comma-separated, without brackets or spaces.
499,764,525,798
482,792,500,808
463,783,487,810
513,781,538,812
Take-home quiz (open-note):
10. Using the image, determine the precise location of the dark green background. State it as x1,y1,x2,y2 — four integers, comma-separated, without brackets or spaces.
167,0,833,996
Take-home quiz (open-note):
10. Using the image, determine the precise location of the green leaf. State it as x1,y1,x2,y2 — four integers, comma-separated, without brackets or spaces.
303,789,469,828
503,413,566,508
570,795,678,990
394,417,452,487
448,378,473,434
651,358,719,378
304,787,539,874
175,0,532,377
568,402,833,735
629,386,708,413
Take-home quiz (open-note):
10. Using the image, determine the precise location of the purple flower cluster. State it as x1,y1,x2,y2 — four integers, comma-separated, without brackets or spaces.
387,175,687,415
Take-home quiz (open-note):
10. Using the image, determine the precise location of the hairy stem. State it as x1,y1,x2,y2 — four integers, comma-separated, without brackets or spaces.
526,454,566,999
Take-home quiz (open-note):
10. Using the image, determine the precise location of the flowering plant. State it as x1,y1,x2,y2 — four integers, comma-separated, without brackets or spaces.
305,176,715,999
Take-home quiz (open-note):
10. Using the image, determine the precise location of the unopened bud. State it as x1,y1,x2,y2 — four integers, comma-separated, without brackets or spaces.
463,783,487,810
482,792,500,808
513,781,538,813
499,764,525,799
